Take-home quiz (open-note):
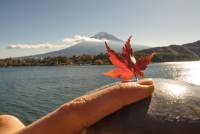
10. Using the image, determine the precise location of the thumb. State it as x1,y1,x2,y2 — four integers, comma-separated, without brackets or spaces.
137,83,154,96
115,81,154,106
136,79,154,95
137,78,153,86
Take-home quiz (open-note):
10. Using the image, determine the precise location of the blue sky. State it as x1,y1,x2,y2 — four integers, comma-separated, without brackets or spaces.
0,0,200,58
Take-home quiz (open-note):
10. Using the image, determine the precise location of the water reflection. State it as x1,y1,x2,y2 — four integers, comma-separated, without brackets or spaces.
147,61,200,85
166,83,186,98
182,62,200,85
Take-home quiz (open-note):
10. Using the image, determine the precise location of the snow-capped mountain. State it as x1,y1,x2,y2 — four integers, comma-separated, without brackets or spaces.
27,32,149,58
91,32,123,42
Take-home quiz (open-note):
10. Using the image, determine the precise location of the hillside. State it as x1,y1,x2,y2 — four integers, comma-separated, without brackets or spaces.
137,40,200,62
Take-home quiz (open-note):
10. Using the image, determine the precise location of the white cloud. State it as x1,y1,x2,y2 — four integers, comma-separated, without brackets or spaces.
8,43,69,49
8,35,109,49
63,35,108,44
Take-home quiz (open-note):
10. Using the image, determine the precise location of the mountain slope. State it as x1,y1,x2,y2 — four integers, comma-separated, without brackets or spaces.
28,32,149,58
137,40,200,62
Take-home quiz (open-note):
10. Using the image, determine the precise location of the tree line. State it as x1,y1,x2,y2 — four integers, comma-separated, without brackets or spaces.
1,52,193,67
0,53,110,67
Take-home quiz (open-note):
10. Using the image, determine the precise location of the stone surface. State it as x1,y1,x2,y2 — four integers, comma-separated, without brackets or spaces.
85,79,200,134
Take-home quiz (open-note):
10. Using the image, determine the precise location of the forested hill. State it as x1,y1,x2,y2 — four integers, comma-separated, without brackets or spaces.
137,40,200,62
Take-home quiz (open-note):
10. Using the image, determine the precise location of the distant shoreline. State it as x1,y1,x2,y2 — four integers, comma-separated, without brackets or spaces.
0,60,199,68
1,50,200,67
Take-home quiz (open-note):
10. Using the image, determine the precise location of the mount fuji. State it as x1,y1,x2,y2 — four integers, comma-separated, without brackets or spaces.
27,32,149,58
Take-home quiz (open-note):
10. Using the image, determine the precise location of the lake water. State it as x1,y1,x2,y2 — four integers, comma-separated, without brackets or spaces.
0,61,200,124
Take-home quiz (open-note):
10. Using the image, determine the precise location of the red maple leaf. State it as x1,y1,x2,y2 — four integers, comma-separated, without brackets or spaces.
103,36,156,81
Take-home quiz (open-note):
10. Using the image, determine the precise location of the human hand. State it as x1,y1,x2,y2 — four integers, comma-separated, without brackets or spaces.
16,79,154,134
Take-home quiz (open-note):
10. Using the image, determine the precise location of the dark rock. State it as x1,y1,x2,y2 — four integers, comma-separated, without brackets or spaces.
85,79,200,134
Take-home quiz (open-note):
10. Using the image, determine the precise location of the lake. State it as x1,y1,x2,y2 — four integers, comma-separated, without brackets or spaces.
0,61,200,124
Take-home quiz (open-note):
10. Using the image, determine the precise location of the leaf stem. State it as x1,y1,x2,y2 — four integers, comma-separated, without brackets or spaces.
133,67,138,81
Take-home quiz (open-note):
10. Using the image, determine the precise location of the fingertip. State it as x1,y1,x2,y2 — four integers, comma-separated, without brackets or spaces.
147,84,154,94
137,78,153,85
139,83,154,95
